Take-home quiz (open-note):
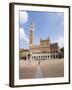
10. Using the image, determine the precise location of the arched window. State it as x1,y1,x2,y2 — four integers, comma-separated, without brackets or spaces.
48,56,49,58
53,55,55,59
46,56,47,58
32,56,33,59
56,55,58,58
39,56,40,59
34,56,35,59
51,55,52,58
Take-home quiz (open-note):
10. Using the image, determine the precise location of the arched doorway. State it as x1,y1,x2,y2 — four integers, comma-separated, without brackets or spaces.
27,53,32,61
23,57,26,60
53,55,55,59
28,53,30,60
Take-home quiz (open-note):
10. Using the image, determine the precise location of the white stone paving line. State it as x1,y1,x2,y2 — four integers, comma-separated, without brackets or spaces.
36,65,43,78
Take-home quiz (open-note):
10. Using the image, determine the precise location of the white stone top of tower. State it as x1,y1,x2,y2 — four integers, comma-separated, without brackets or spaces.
30,20,35,31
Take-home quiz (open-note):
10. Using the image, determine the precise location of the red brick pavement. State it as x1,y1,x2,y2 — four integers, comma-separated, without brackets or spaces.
19,59,64,79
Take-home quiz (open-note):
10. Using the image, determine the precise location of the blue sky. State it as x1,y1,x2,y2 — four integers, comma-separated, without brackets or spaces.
19,11,64,49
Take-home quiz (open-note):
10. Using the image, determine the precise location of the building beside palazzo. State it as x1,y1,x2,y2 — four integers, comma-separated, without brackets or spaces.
19,20,63,60
19,49,29,60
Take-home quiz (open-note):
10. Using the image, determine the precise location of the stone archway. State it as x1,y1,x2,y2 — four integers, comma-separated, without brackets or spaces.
53,55,55,59
27,52,32,61
28,53,30,60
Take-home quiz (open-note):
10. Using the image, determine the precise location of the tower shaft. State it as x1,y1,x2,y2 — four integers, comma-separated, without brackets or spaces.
29,20,35,48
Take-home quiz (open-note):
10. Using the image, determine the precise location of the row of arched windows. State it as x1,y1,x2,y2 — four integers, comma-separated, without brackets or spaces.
32,55,58,60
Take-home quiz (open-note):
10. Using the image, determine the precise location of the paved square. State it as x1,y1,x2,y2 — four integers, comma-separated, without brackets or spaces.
19,59,64,79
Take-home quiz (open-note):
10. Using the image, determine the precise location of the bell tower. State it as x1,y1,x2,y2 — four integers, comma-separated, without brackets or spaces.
29,20,35,48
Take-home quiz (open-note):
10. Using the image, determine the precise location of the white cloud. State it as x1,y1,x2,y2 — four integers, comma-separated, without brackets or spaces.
20,11,28,24
20,28,29,43
19,11,29,48
52,36,64,48
58,36,64,47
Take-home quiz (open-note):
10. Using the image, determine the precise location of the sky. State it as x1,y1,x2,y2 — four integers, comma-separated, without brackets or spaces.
19,10,64,49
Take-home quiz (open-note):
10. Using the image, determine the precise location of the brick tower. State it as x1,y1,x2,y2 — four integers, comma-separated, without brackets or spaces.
29,20,35,49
